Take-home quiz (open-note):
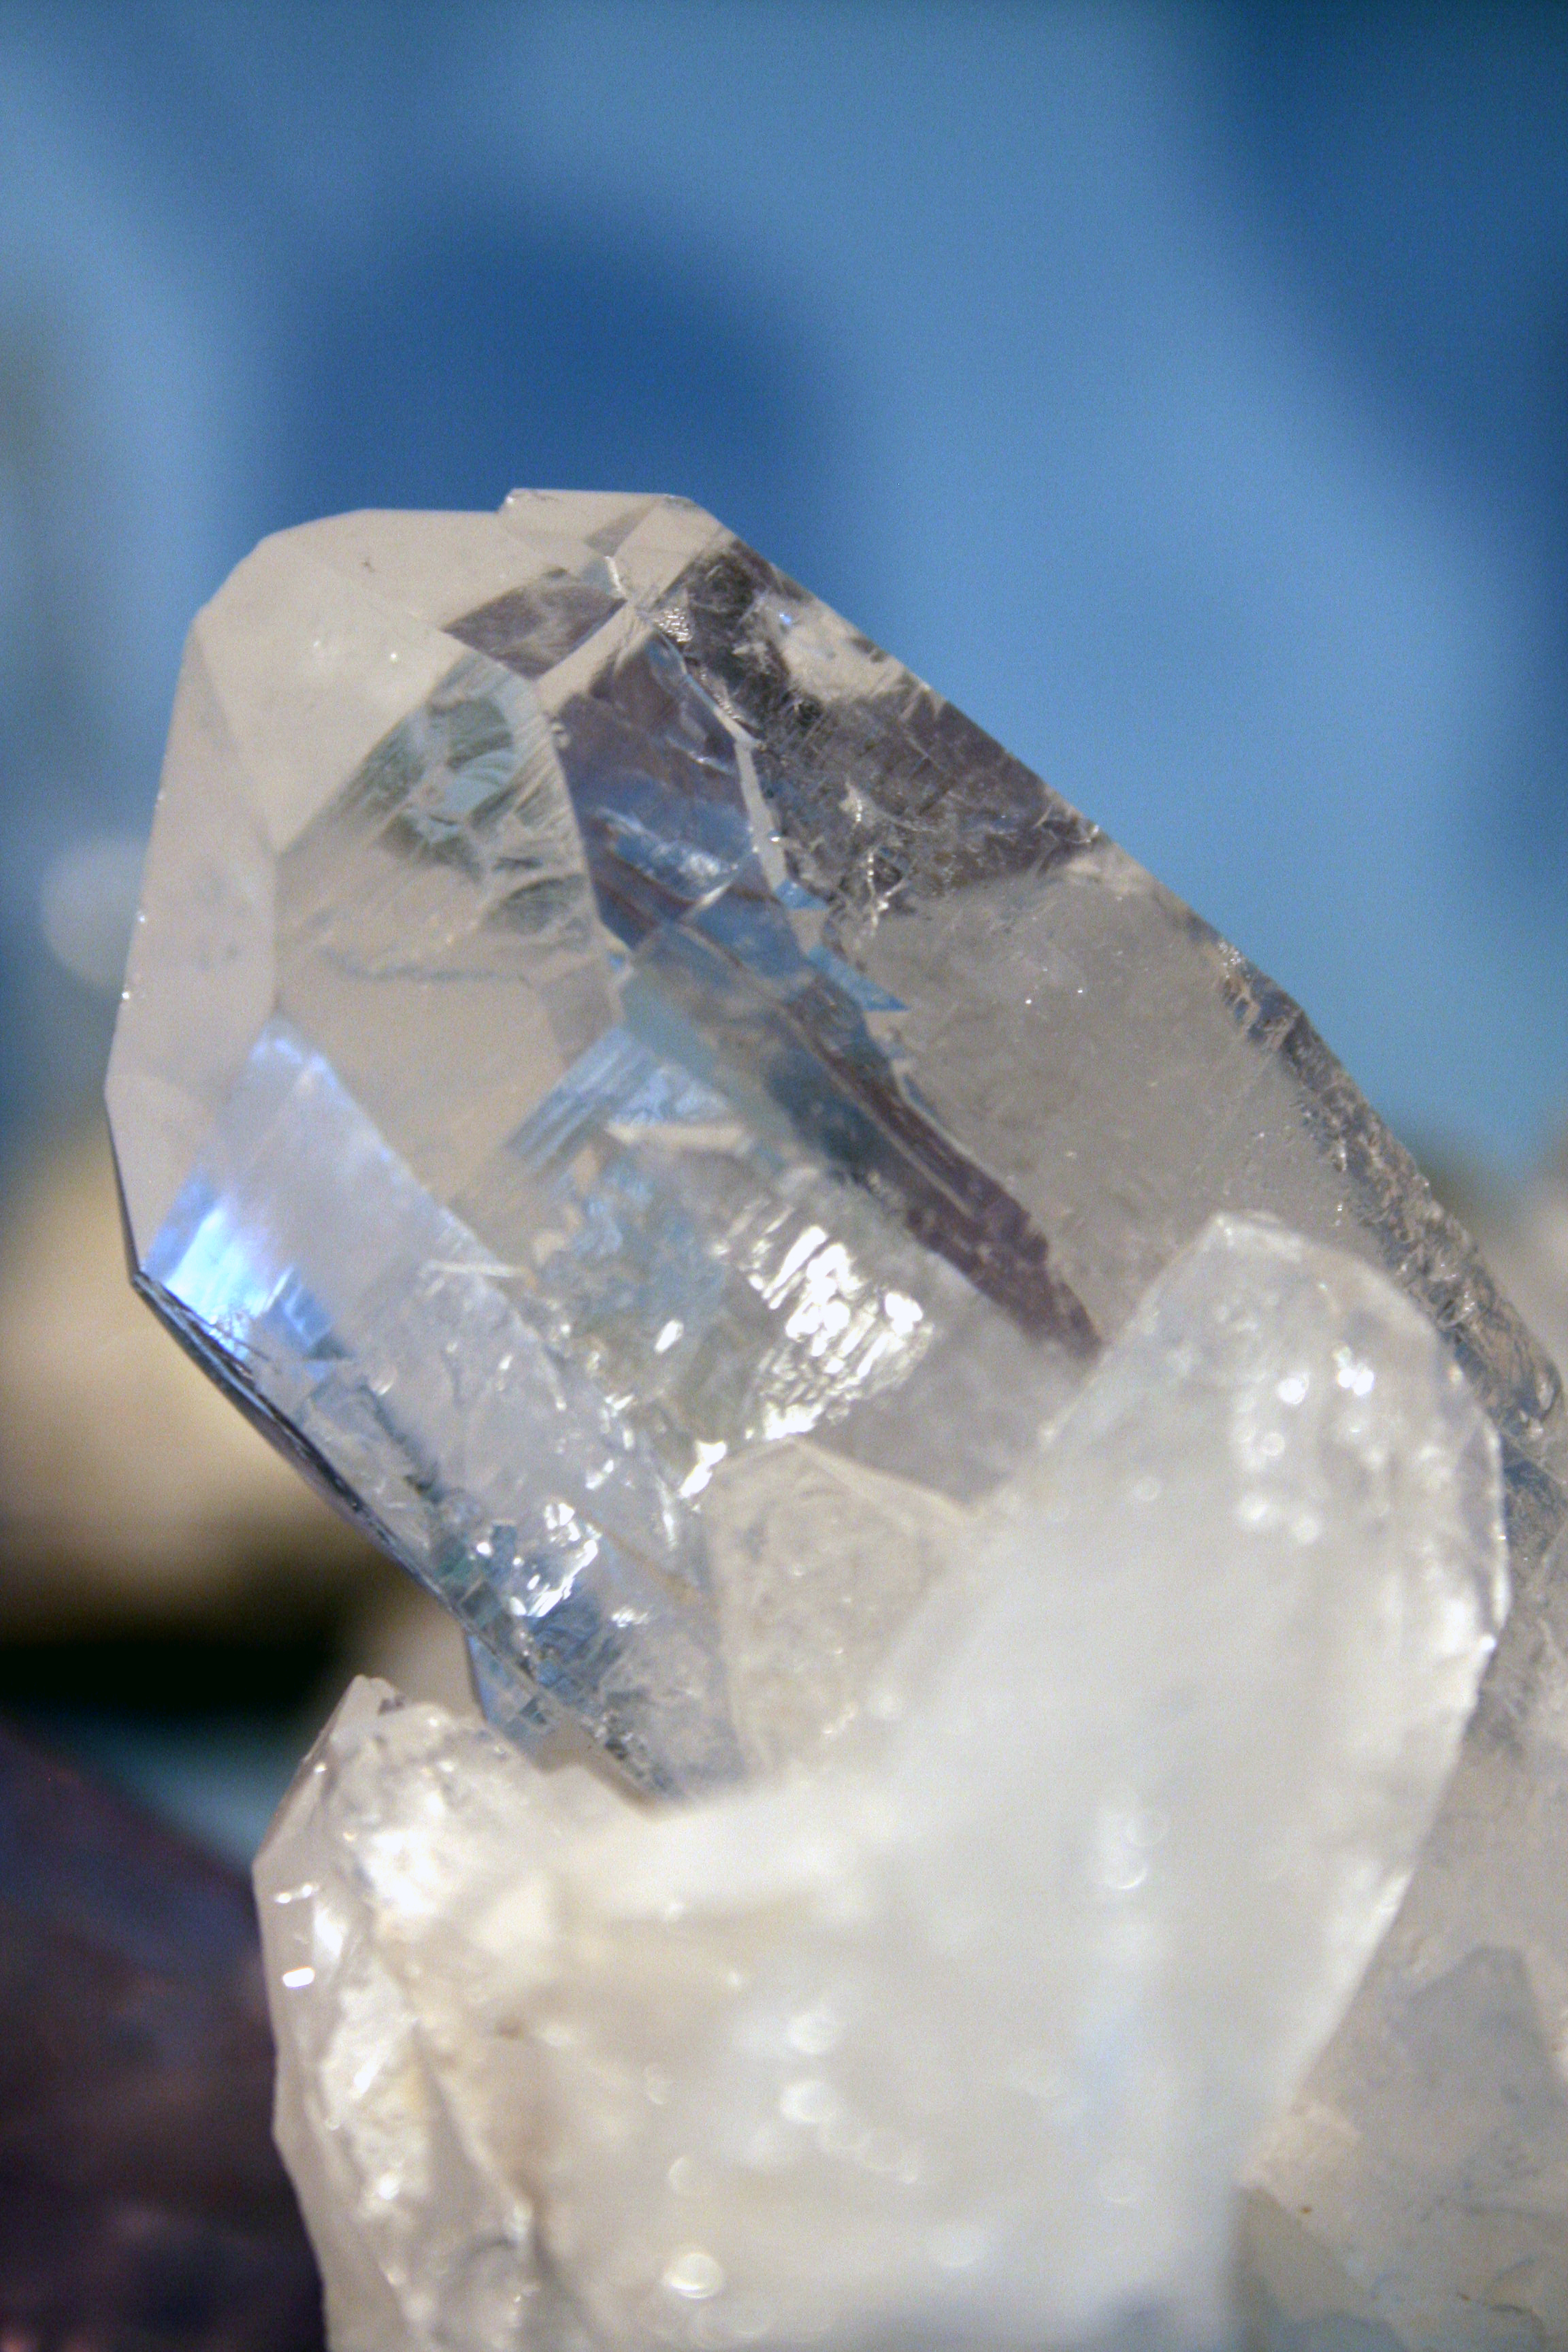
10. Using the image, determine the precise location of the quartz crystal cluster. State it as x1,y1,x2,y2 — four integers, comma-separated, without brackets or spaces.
259,1218,1506,2352
109,495,1568,2348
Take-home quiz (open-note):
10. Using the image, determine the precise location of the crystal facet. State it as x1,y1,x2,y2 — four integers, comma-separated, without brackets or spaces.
255,1216,1506,2352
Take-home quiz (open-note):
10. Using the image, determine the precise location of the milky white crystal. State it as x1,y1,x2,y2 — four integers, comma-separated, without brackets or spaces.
257,1217,1506,2352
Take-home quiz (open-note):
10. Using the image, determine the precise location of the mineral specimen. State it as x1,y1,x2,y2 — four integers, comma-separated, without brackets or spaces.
256,1217,1505,2351
108,493,1568,2346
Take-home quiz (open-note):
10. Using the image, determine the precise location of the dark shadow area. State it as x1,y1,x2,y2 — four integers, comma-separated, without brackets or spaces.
0,1720,324,2351
0,1629,340,1716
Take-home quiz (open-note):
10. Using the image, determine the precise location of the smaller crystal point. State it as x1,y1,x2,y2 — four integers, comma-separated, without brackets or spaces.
257,1216,1505,2352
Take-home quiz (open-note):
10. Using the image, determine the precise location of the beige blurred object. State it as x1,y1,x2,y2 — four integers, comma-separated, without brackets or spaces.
0,1117,391,1631
344,1577,478,1718
1430,1138,1568,1392
1477,1157,1568,1387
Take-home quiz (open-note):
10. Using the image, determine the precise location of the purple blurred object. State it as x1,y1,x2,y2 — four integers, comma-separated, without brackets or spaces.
0,1719,324,2352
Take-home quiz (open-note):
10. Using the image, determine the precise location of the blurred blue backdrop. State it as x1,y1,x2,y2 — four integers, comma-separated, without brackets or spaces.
3,0,1566,1177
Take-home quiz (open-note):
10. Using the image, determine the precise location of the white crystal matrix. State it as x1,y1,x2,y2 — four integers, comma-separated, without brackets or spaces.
258,1217,1505,2352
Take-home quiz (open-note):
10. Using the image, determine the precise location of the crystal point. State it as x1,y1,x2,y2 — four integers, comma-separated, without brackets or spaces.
107,493,1564,1788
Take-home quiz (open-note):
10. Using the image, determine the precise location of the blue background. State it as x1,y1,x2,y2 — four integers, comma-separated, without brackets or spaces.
3,1,1566,1173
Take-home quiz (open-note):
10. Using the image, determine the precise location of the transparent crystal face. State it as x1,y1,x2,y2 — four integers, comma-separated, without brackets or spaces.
108,492,1566,1793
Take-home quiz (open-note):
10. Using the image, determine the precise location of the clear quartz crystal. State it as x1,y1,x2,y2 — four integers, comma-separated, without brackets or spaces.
106,495,1563,1776
255,1217,1507,2352
108,494,1568,2343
